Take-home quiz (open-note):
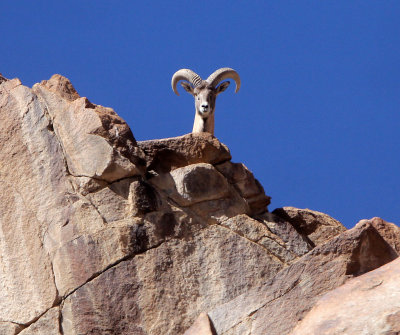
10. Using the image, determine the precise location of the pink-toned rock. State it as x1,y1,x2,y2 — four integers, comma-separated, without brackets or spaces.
0,70,294,334
291,257,400,335
216,161,270,215
40,73,80,101
3,73,399,335
149,163,250,224
184,313,215,335
273,207,346,247
138,132,231,173
0,322,23,335
33,76,146,183
0,78,62,325
359,217,400,254
61,224,286,334
19,307,61,335
222,214,310,263
208,219,398,335
150,163,231,207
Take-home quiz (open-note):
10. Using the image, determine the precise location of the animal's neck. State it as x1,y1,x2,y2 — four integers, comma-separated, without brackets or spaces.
193,112,214,135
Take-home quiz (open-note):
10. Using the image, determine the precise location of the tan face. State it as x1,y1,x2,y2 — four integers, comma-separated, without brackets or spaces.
180,81,230,118
193,86,216,117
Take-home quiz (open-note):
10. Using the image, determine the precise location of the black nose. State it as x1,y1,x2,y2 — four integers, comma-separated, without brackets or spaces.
201,103,208,108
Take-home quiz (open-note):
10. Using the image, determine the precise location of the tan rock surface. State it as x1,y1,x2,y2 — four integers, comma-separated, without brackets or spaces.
0,78,61,325
360,216,400,253
150,163,250,224
2,73,291,334
0,322,24,335
3,73,399,335
33,79,145,183
40,74,80,101
151,163,231,206
19,307,61,335
257,212,312,257
138,132,231,173
291,256,400,335
222,214,310,263
61,223,286,334
273,207,346,247
207,220,398,335
184,313,216,335
216,161,270,215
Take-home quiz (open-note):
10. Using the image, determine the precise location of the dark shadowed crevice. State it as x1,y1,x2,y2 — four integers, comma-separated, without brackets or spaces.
209,318,218,335
58,306,64,335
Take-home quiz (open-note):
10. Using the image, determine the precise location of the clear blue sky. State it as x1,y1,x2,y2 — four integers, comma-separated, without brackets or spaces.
2,1,399,228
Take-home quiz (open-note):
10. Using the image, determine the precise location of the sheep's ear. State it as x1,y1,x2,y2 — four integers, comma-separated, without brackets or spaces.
216,81,230,95
180,82,194,95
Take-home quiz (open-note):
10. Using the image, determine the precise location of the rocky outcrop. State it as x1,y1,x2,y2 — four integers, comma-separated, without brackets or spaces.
0,73,399,335
216,161,270,215
33,75,145,183
291,256,400,335
207,219,398,334
361,216,400,253
0,73,295,334
138,133,231,174
273,207,346,247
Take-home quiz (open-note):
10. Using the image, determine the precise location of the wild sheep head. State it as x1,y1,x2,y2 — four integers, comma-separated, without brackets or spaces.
171,68,241,134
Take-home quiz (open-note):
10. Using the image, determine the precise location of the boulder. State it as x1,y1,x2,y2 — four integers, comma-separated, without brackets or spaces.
222,214,310,263
273,207,346,247
138,132,231,174
216,161,270,215
359,216,400,253
150,163,231,206
33,76,146,183
291,257,400,335
149,163,250,224
207,219,398,335
40,73,80,101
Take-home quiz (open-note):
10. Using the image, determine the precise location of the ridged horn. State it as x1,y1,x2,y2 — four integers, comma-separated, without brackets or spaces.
206,68,241,93
171,69,203,96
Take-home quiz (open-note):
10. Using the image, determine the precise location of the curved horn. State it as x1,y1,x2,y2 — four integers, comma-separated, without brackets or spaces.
206,68,241,93
171,69,203,96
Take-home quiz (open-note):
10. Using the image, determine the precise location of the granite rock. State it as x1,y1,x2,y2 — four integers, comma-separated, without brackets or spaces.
273,207,346,247
291,257,400,335
33,78,146,183
138,132,231,174
2,73,399,335
207,219,398,335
